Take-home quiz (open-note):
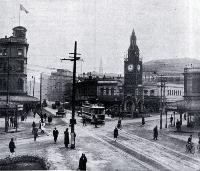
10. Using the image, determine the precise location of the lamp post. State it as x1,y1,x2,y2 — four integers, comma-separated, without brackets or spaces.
61,41,81,149
154,73,167,129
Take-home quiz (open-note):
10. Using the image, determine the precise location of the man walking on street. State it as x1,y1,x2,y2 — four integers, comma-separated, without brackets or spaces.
82,116,86,126
79,153,87,171
9,138,16,157
114,127,118,141
93,115,97,128
64,128,69,148
153,125,158,140
53,127,59,143
170,115,173,126
33,127,38,141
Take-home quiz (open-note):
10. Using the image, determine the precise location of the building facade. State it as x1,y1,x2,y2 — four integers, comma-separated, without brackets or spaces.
47,69,73,102
76,76,123,108
0,26,28,96
124,29,143,114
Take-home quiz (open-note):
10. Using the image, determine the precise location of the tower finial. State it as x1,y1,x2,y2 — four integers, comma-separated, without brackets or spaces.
99,57,103,75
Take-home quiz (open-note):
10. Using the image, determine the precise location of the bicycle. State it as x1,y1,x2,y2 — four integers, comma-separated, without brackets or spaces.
186,143,195,154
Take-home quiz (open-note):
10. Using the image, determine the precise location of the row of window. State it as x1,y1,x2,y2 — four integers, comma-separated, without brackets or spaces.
100,87,116,96
0,48,24,56
0,78,23,90
144,89,182,96
167,89,182,96
0,60,24,72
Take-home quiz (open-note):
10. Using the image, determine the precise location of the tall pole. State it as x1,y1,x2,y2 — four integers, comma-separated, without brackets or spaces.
5,44,11,132
70,41,78,149
19,6,20,26
40,73,43,116
61,41,81,149
33,76,35,97
160,75,163,129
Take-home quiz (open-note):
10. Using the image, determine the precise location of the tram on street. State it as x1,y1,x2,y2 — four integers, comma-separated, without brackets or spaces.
81,104,105,123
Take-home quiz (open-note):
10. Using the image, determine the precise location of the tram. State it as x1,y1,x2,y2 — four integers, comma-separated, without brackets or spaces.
81,104,105,123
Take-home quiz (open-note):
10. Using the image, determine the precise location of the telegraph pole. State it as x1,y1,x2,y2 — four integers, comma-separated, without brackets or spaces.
160,74,163,129
5,45,11,132
33,76,35,97
40,73,43,116
61,41,81,149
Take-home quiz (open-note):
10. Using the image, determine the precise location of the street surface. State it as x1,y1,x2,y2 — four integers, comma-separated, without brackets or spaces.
1,107,200,170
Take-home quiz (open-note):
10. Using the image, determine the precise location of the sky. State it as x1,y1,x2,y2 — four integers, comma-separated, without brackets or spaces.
0,0,200,79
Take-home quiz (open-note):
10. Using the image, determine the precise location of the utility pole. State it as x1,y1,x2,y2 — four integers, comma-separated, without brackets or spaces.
32,76,35,97
61,41,81,149
40,73,43,116
160,74,163,129
5,45,11,132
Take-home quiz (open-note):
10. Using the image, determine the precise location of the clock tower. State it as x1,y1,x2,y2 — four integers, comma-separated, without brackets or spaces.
124,29,143,116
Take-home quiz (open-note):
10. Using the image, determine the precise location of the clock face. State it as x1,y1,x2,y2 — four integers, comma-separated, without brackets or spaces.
137,64,141,71
128,64,133,71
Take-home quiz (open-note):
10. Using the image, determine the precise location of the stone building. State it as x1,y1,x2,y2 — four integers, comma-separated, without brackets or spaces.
47,69,73,102
0,26,28,96
123,29,143,115
76,76,123,108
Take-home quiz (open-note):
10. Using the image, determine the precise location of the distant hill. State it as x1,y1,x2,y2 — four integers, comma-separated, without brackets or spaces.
143,58,200,74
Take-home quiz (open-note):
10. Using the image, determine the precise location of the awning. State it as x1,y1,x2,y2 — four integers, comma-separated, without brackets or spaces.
0,95,39,103
167,100,200,112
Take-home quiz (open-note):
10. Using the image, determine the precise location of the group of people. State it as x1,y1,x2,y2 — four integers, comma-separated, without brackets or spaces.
8,137,87,170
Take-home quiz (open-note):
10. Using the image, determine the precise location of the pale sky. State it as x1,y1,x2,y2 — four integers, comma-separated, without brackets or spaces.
0,0,200,79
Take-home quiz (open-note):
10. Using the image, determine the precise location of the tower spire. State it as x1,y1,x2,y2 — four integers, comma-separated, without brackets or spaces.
99,57,103,76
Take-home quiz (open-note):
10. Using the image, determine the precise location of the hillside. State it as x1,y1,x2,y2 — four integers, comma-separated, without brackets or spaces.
143,58,200,74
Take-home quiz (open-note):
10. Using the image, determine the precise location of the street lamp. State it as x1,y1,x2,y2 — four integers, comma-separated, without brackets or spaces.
61,41,81,149
154,73,167,129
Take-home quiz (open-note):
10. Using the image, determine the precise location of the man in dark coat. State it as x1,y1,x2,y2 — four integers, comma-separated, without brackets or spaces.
9,138,16,156
170,115,173,126
82,116,86,126
79,153,87,170
53,127,59,143
114,127,118,141
93,115,97,128
142,116,145,125
153,125,158,140
33,127,38,141
64,128,69,148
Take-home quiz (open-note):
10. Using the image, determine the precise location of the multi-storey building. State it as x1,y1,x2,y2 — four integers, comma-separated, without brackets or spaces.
76,76,123,108
47,69,73,102
0,26,28,96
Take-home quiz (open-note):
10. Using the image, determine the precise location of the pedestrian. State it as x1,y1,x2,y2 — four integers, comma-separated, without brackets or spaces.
82,116,86,126
53,127,59,143
9,138,16,157
44,113,47,121
64,128,69,148
93,115,97,128
117,119,121,129
170,115,173,126
32,121,36,134
48,116,52,125
41,122,45,134
78,153,87,171
10,116,14,127
176,119,181,131
153,125,158,140
33,127,38,141
142,116,145,125
114,127,118,141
